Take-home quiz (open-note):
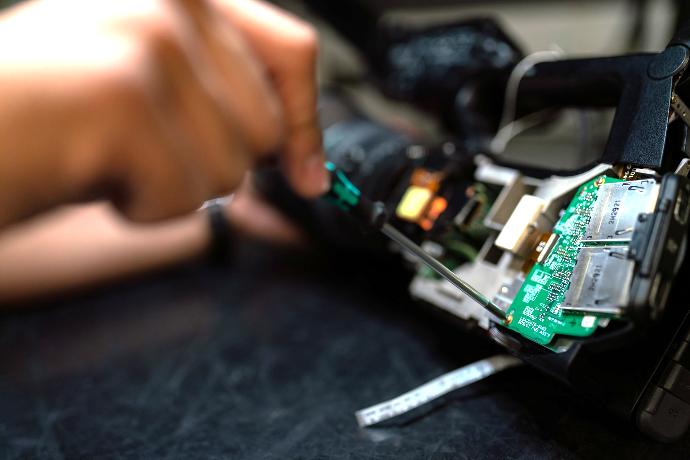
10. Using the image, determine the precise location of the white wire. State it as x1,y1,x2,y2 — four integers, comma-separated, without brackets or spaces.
490,47,565,155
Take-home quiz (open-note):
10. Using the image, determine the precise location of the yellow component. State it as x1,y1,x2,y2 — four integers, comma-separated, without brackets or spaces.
396,186,433,222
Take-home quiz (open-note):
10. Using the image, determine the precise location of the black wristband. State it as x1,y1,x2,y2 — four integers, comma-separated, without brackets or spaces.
206,201,234,265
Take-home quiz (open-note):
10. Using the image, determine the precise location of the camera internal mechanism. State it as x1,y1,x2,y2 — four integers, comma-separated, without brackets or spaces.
405,159,685,350
504,176,659,345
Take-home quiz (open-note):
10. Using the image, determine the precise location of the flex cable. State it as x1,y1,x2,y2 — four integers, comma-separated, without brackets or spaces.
355,354,523,427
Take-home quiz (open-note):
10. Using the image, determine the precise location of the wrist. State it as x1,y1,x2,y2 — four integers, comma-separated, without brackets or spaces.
203,198,235,265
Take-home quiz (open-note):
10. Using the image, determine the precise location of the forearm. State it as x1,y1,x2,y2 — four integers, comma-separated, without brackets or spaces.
0,203,211,303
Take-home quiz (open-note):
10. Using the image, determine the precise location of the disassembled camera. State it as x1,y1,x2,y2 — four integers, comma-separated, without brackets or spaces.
258,3,690,442
406,160,684,347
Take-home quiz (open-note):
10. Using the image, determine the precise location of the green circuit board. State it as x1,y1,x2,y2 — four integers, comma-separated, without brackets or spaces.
505,175,624,346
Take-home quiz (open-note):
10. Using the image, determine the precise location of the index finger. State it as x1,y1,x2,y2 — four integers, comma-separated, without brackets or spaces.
211,0,329,198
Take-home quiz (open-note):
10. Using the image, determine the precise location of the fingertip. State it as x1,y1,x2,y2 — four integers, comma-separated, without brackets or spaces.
305,152,331,196
285,150,330,198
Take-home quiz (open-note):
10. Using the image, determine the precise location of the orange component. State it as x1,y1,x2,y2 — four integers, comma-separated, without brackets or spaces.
410,168,444,192
416,197,448,231
426,197,448,221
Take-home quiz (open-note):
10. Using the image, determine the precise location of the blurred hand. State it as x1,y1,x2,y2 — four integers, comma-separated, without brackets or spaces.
226,175,305,245
0,0,328,228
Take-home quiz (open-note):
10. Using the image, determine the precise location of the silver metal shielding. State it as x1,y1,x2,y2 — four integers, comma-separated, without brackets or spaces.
561,247,634,315
583,179,659,242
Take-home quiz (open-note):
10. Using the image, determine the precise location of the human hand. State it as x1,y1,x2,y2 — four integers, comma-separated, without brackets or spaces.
0,0,328,227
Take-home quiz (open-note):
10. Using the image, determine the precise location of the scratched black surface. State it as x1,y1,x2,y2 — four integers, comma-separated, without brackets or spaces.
1,239,689,459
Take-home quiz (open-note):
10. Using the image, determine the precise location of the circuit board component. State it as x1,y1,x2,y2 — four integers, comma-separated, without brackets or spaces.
583,179,658,243
560,246,634,315
505,176,659,346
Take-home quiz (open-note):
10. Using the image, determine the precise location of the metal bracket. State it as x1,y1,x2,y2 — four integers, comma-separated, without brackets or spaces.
670,92,690,130
675,158,690,177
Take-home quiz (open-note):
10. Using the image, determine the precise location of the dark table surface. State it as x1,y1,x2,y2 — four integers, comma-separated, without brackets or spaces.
1,239,689,459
